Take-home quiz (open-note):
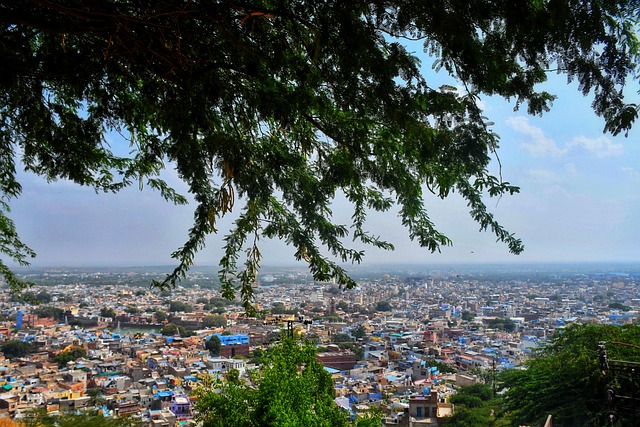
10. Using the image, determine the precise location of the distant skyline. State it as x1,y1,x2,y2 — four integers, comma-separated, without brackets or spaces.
7,52,640,269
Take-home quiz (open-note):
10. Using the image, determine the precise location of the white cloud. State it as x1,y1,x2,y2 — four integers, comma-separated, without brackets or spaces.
507,116,624,158
506,117,567,157
566,135,624,158
526,168,560,183
622,166,640,180
565,163,578,176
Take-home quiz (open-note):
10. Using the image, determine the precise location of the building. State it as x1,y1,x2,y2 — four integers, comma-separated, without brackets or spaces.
214,334,250,358
408,391,453,426
316,350,357,371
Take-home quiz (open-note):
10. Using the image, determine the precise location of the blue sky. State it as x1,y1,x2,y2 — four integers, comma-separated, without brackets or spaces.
8,54,640,269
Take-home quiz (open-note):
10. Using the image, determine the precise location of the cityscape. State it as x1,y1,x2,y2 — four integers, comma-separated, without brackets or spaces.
3,1,640,426
0,262,636,425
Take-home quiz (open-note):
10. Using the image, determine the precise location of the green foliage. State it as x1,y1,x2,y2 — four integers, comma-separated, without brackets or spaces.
332,333,353,343
326,286,341,295
208,297,232,314
485,317,516,332
450,394,484,408
100,306,116,318
461,311,475,322
1,340,33,359
203,314,226,328
35,290,52,303
33,305,64,321
456,383,494,402
153,310,167,322
195,338,372,427
250,348,265,365
375,301,392,312
352,325,367,339
426,359,456,374
609,302,632,312
86,387,106,407
501,323,640,427
53,346,87,367
210,297,232,307
446,406,495,427
338,343,364,361
205,335,222,356
10,290,38,303
160,323,178,336
125,305,140,315
22,409,141,427
336,301,350,312
446,384,509,427
160,323,195,337
270,302,297,315
168,300,194,313
1,1,639,310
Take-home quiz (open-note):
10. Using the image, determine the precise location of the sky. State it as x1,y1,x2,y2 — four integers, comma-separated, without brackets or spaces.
7,48,640,270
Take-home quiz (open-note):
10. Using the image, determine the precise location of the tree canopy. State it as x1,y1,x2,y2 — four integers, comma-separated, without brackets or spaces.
53,346,87,367
0,340,33,359
1,1,639,310
501,323,640,426
205,335,222,356
21,410,141,427
194,338,378,427
203,314,227,328
446,383,509,427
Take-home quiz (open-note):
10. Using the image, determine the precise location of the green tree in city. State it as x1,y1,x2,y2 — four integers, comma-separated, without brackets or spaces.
375,301,393,312
501,323,640,426
35,290,52,304
100,307,116,318
426,359,456,375
10,291,37,303
125,305,140,315
168,301,193,313
485,317,516,332
336,301,350,313
205,335,222,357
22,409,142,427
269,302,297,315
194,338,379,427
153,310,167,323
0,1,638,307
86,387,106,407
609,302,632,312
446,383,510,427
0,340,33,359
33,306,64,321
338,343,365,361
160,323,195,337
53,346,87,367
203,314,227,328
352,325,367,340
250,348,265,365
461,311,475,322
160,323,178,336
332,333,353,343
